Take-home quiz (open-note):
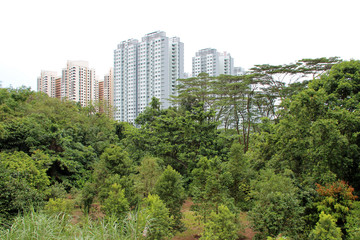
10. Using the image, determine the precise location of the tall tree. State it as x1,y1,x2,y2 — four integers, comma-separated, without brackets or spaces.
132,98,221,176
249,60,360,189
134,156,163,199
154,166,186,231
190,157,233,223
174,73,215,112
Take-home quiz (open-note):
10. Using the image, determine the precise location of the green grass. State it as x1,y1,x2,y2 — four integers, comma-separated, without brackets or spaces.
0,211,74,240
0,209,151,240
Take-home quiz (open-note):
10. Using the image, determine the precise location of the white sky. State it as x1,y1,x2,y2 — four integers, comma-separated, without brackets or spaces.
1,0,359,90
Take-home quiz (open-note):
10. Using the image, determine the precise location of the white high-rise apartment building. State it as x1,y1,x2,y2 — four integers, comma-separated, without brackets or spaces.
37,70,58,97
192,48,234,77
219,52,234,75
61,60,98,107
234,67,245,76
192,48,218,77
114,39,138,122
114,31,184,123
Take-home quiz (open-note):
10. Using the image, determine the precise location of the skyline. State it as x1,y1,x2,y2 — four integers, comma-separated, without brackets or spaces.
1,0,360,91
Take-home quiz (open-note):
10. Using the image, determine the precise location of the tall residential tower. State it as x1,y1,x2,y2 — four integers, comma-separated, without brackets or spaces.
37,70,59,98
192,48,234,77
98,68,114,115
61,60,98,107
114,31,184,123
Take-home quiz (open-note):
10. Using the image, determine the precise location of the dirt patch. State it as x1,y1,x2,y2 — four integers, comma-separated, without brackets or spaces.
238,212,256,240
70,203,105,225
181,198,194,212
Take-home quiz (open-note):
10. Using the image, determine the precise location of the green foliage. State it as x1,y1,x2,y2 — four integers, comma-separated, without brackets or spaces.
0,89,119,189
0,210,72,240
2,59,360,236
313,60,360,110
345,201,360,240
0,151,50,191
0,151,49,225
227,141,252,210
94,145,138,207
315,180,357,236
135,97,164,126
44,198,74,219
80,182,96,214
45,182,67,199
102,183,129,218
142,194,173,240
0,167,44,227
250,57,340,101
98,144,133,176
200,204,239,240
249,169,304,239
134,156,163,199
267,235,291,240
190,156,234,223
122,208,152,240
0,209,152,240
174,73,215,114
132,97,222,177
154,165,186,231
249,60,360,193
309,211,342,240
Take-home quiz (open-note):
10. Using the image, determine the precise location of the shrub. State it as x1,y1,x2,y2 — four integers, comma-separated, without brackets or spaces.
200,204,239,240
309,211,342,240
102,183,129,218
315,180,358,236
249,169,304,239
142,194,173,239
44,198,74,219
345,201,360,240
154,165,186,231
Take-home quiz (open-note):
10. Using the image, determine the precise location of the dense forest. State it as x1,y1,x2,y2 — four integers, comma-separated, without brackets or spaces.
0,58,360,239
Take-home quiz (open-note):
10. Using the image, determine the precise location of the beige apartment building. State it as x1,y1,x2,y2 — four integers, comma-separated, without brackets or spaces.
38,61,114,115
55,77,61,99
61,60,98,107
101,68,114,115
37,70,59,98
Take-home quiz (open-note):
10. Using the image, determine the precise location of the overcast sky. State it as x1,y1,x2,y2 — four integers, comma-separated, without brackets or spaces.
1,0,359,90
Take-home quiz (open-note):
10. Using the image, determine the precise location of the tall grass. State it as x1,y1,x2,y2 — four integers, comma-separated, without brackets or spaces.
0,209,152,240
0,210,73,240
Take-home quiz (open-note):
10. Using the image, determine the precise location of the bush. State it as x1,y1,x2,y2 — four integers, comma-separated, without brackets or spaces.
309,211,342,240
346,201,360,240
249,169,304,239
44,198,74,219
267,236,291,240
200,204,239,240
45,182,67,200
142,194,173,239
80,182,96,214
0,167,44,227
102,183,129,218
315,180,357,236
154,165,186,231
